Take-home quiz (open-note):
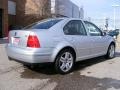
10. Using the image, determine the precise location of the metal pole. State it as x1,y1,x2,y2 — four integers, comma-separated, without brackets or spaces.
112,5,120,29
113,7,116,29
72,5,74,18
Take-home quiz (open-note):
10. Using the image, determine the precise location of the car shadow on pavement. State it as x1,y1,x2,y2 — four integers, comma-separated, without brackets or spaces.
21,56,113,76
20,56,120,90
0,39,8,44
22,56,107,75
20,56,112,76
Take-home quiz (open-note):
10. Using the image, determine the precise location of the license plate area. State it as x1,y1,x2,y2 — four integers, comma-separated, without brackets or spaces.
11,37,20,45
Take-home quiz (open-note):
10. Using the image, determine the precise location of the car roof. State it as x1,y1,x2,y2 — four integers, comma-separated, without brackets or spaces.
65,18,91,23
48,17,89,22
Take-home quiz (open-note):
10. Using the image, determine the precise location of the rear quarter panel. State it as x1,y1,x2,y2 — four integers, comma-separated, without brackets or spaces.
50,41,77,62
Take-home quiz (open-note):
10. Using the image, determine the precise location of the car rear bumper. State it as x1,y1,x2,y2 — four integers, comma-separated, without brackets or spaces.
6,44,53,64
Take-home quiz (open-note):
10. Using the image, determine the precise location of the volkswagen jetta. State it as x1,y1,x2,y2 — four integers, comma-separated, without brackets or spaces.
6,18,116,74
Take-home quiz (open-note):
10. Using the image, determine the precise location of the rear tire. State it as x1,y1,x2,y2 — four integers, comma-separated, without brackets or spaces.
55,49,75,74
105,43,115,59
8,57,12,61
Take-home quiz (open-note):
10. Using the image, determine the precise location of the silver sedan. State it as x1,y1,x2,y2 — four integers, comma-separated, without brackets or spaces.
6,18,116,74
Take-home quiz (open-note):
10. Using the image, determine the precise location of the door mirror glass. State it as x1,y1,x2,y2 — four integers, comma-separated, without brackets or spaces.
102,32,107,36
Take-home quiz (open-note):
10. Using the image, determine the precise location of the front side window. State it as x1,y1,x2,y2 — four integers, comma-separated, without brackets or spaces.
63,20,87,35
24,19,63,29
84,21,102,36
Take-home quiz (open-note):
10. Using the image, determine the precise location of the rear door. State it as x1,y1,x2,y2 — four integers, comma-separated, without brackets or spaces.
63,20,92,61
84,21,108,56
0,9,2,38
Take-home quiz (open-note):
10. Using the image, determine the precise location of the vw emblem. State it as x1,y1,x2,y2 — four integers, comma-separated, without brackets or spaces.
14,32,17,36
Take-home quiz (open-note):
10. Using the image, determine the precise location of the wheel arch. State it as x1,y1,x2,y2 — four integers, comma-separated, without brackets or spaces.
51,45,77,62
110,41,116,47
56,46,76,60
105,41,116,59
106,41,116,53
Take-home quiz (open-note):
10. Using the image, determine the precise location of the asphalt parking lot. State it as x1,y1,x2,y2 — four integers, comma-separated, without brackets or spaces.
0,38,120,90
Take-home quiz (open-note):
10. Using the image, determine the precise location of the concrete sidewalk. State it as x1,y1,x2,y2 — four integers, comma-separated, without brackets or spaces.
0,38,8,44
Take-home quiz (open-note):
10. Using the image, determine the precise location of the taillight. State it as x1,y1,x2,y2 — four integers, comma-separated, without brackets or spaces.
27,33,40,48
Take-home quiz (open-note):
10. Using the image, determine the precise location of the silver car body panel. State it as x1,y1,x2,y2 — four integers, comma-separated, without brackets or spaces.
6,18,115,63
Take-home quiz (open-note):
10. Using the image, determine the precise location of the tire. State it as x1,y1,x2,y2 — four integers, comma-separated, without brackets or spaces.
105,43,115,59
55,49,75,74
8,57,12,61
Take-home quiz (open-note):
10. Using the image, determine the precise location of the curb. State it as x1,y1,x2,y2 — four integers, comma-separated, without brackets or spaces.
0,37,8,40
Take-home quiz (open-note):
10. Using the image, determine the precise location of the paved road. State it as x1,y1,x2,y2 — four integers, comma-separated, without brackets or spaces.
0,39,120,90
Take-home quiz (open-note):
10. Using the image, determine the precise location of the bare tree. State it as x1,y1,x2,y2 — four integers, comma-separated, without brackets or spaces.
31,0,51,18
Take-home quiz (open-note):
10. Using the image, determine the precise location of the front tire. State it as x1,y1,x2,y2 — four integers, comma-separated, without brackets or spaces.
105,44,115,59
55,49,75,74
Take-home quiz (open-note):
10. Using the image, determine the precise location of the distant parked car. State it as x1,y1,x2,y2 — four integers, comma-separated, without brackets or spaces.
108,29,119,38
6,18,116,74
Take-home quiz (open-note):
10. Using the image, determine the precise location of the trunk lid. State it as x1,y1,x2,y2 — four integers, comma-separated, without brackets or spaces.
9,30,31,48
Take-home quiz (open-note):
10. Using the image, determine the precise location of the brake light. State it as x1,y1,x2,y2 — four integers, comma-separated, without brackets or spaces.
27,34,40,48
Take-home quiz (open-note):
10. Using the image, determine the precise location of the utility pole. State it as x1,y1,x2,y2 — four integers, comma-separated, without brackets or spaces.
112,5,120,29
79,6,84,19
105,18,109,31
72,5,74,18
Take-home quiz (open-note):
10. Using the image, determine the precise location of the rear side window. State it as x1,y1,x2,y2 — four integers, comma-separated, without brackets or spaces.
24,19,63,29
63,20,87,35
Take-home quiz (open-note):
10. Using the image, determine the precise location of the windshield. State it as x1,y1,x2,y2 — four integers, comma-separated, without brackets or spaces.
24,19,63,29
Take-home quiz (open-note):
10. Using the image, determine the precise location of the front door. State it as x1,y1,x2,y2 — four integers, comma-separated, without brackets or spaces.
84,21,108,56
0,9,2,38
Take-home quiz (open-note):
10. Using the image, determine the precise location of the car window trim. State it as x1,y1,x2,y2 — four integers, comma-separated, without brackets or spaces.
84,21,103,36
63,20,87,36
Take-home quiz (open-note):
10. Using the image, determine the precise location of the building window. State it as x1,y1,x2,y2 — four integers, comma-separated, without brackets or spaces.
8,1,16,15
51,0,56,14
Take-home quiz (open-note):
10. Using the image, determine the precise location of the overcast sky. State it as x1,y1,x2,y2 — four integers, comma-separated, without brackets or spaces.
71,0,120,19
71,0,120,28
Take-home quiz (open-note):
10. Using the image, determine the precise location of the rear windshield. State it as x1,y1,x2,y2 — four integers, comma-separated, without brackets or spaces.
24,19,63,29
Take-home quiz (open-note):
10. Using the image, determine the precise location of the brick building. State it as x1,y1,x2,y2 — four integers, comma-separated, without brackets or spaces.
0,0,82,38
0,0,8,38
0,0,51,38
14,0,51,27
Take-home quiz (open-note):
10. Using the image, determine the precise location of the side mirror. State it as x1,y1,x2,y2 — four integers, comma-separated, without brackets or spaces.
102,32,107,36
